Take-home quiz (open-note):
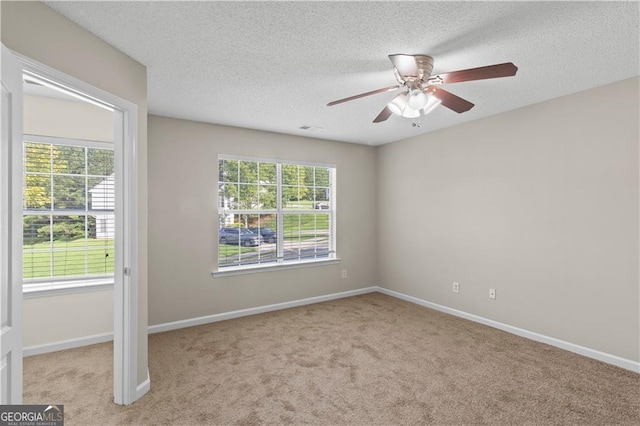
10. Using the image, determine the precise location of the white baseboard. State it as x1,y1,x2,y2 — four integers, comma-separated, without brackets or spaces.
23,287,378,357
24,285,638,375
136,368,150,400
23,332,113,357
375,286,640,373
149,286,378,334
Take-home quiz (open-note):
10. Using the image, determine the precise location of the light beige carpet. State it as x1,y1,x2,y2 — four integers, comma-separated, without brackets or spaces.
24,293,639,425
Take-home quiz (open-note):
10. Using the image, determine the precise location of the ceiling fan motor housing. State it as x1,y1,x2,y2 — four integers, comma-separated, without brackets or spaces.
414,55,434,80
389,54,435,82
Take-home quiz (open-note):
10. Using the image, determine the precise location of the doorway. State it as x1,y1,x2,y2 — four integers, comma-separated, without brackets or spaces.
1,46,142,405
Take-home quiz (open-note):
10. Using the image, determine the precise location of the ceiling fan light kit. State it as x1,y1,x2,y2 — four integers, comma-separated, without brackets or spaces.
328,53,518,124
387,91,442,119
407,89,428,109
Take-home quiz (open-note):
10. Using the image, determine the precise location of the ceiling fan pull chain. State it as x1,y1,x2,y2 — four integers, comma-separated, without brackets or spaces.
412,112,422,128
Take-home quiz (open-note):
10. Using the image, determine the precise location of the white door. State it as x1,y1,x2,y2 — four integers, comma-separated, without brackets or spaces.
1,44,24,404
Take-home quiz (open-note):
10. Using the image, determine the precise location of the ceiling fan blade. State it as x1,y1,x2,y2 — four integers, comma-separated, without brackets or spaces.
373,106,393,123
327,85,399,106
431,87,474,113
388,54,420,78
432,62,518,85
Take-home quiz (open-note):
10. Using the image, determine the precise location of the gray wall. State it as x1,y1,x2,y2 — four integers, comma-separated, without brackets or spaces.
1,1,149,384
377,77,640,362
148,116,378,326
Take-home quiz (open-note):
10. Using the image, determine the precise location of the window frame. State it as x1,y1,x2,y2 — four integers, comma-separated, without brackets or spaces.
215,154,338,275
22,133,116,293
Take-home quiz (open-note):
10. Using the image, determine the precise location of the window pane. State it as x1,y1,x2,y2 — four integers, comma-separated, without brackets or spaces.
87,246,115,275
53,175,86,210
24,174,51,210
50,215,87,277
53,145,85,175
53,248,86,277
23,248,52,279
302,165,314,186
239,160,258,183
236,184,259,209
52,215,86,243
24,143,51,173
282,185,299,210
219,183,238,209
314,188,329,202
88,176,114,211
23,215,52,279
250,214,277,264
300,184,314,210
283,213,329,261
283,213,301,260
217,183,226,209
283,187,315,210
315,213,330,257
315,167,330,187
218,214,261,267
92,213,115,240
258,162,276,184
282,164,299,185
23,215,51,247
313,187,330,210
220,159,239,183
239,214,278,264
87,148,114,176
259,185,277,209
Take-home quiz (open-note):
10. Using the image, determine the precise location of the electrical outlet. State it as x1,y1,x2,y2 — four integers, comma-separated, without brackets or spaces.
341,269,348,279
489,288,496,299
452,282,459,293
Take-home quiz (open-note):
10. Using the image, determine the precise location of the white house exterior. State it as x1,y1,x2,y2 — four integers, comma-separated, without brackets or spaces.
89,174,115,239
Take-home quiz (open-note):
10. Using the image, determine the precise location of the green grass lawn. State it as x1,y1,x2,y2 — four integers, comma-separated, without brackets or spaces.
283,213,329,231
23,238,114,279
282,214,329,240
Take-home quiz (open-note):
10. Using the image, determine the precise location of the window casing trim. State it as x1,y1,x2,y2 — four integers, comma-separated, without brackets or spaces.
218,153,335,170
23,277,113,298
24,134,113,149
212,257,341,277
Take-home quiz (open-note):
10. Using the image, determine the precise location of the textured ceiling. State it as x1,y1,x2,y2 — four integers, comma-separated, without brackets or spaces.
44,1,639,146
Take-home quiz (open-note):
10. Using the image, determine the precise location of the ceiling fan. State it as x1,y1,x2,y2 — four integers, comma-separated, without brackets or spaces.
327,54,518,123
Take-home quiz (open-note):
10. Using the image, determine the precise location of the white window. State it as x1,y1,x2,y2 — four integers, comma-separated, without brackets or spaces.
22,135,115,286
217,155,336,270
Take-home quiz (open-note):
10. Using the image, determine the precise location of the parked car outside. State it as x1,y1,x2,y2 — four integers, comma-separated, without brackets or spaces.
248,227,277,243
219,227,263,247
314,202,330,210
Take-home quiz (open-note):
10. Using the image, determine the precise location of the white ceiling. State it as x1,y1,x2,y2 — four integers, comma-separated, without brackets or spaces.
44,1,639,146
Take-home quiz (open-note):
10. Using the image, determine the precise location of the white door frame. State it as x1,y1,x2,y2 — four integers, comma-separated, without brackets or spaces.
1,44,24,405
13,52,141,405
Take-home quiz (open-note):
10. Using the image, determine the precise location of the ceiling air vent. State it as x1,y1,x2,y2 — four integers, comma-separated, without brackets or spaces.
299,125,323,131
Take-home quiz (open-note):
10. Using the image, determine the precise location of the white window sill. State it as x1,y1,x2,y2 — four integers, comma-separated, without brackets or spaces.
212,257,341,278
23,278,114,299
